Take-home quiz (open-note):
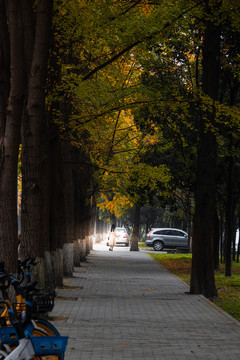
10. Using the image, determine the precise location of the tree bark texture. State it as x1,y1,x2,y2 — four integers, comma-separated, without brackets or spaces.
0,0,24,272
21,0,53,260
21,0,35,76
225,154,235,276
73,240,81,267
49,124,66,252
71,147,94,240
51,248,63,287
130,205,141,251
79,238,87,261
213,209,220,270
44,250,55,291
190,20,220,297
0,0,10,136
63,242,74,276
62,141,75,242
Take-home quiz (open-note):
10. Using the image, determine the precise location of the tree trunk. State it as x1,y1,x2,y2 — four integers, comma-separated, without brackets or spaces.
213,209,220,270
0,0,10,132
0,0,24,272
225,154,235,275
62,141,75,240
130,205,141,251
190,20,220,298
21,0,53,285
48,124,66,287
21,0,34,77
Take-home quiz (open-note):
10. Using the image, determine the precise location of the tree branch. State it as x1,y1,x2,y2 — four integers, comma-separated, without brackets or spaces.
108,0,143,21
82,1,202,81
82,40,141,81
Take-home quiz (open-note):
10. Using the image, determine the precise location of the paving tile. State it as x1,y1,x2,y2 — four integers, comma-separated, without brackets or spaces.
51,244,240,359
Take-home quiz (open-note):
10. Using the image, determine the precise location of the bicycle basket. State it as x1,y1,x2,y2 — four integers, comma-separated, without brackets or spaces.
0,318,18,345
31,336,68,356
31,293,55,314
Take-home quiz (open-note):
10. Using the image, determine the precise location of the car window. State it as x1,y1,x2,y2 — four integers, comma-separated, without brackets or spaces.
175,230,185,236
153,229,186,236
169,230,178,236
154,230,170,235
169,230,186,236
154,230,163,235
116,228,126,233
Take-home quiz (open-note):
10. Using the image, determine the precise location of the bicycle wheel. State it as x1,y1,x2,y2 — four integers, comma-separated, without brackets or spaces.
33,319,60,336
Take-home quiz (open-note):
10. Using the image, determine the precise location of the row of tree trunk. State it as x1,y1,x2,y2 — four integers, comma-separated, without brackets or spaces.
0,0,97,290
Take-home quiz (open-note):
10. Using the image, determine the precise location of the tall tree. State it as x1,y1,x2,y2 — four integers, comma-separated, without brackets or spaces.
190,2,220,297
0,0,24,272
21,0,53,286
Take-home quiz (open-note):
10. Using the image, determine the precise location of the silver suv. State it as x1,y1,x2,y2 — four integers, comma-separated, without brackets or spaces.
145,228,188,251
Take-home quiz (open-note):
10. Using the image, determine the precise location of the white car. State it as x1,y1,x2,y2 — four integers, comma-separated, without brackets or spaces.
106,227,129,247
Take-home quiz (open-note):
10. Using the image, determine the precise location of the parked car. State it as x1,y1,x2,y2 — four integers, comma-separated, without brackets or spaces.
106,227,129,247
145,228,188,251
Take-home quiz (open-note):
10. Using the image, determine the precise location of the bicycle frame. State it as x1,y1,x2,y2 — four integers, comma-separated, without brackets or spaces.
4,338,35,360
2,336,68,359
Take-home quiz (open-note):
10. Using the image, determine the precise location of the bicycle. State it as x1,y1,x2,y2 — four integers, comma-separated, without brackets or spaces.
0,300,68,360
15,258,60,337
0,261,64,359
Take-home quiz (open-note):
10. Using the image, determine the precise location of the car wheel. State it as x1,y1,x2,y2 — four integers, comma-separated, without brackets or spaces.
153,241,164,251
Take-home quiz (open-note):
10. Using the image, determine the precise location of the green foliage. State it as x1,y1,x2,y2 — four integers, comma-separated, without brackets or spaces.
49,0,240,228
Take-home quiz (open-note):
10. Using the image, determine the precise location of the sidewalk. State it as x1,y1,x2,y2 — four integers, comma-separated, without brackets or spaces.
51,244,240,359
